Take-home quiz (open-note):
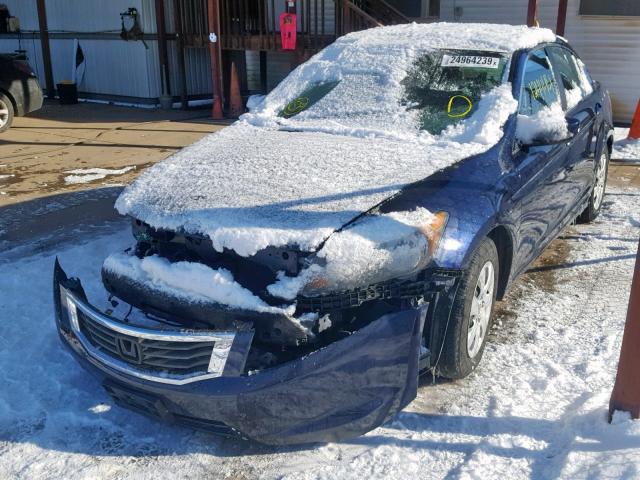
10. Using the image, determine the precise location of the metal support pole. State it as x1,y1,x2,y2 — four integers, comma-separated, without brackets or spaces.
207,0,224,119
556,0,568,36
173,0,188,109
155,0,171,96
526,0,538,27
259,50,267,94
36,0,55,97
609,238,640,421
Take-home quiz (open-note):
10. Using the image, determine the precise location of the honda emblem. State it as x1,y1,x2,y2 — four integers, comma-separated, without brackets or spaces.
115,336,143,364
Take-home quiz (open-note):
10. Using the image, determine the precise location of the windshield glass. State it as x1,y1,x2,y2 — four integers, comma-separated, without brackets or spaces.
402,50,508,134
273,49,509,136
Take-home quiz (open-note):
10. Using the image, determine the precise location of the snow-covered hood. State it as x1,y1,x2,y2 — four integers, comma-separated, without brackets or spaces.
116,86,516,258
116,123,438,256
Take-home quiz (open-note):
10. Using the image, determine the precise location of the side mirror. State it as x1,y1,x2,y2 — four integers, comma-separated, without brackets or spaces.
528,129,574,147
566,117,581,136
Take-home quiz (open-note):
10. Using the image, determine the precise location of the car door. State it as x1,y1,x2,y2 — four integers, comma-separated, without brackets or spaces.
546,45,598,207
509,48,574,276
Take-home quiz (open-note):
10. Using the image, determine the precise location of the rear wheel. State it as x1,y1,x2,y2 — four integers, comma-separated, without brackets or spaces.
577,147,609,224
437,238,499,379
0,93,14,133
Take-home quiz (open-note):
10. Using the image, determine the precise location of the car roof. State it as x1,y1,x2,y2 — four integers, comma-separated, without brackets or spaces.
339,22,557,55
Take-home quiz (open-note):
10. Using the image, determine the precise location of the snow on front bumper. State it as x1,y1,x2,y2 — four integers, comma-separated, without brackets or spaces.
53,259,428,445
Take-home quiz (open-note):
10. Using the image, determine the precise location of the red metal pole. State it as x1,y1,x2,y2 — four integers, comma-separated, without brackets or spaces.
556,0,568,36
207,0,224,119
526,0,538,27
609,238,640,421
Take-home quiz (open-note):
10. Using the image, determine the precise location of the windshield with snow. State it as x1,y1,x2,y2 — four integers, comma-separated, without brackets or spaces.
402,50,508,134
275,49,508,135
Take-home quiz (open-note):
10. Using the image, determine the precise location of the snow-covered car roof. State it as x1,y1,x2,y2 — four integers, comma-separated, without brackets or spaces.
339,22,557,52
116,23,556,260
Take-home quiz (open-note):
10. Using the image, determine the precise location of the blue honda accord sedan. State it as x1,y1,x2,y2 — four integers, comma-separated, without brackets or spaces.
53,23,613,445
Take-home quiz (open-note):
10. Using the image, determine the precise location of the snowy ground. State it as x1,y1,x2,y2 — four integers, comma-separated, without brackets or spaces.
613,128,640,161
1,187,639,479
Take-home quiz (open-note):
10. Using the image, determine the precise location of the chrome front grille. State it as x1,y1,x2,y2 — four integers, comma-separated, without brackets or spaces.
59,287,251,385
78,311,215,375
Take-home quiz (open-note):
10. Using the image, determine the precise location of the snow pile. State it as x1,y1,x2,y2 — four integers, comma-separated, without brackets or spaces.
103,252,295,316
516,103,569,144
64,166,135,185
613,127,640,161
116,22,553,258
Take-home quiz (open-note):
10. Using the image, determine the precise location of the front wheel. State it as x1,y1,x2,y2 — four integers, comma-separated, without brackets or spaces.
577,147,609,224
437,237,499,379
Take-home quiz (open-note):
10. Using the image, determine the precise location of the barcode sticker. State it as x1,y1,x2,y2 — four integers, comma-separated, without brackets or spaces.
441,55,500,69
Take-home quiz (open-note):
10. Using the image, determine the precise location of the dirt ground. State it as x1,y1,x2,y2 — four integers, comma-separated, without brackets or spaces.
0,101,229,206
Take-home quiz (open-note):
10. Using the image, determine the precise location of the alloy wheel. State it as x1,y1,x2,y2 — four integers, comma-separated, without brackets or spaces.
593,150,607,211
467,261,495,359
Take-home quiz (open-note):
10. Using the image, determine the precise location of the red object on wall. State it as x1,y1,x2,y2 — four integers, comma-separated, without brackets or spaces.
280,12,297,50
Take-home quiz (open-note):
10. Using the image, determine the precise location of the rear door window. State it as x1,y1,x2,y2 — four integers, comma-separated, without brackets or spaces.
518,49,561,116
546,46,591,110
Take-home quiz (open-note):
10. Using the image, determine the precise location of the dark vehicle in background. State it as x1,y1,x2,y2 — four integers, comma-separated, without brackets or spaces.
53,24,613,445
0,53,43,132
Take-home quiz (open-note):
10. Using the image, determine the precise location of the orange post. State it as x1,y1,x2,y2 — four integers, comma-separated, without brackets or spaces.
609,238,640,421
228,62,243,118
629,100,640,140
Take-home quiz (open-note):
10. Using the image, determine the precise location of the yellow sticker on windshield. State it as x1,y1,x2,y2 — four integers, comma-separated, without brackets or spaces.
283,96,310,116
447,95,473,118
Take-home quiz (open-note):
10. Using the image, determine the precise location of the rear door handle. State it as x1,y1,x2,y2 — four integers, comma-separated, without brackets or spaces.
595,102,602,114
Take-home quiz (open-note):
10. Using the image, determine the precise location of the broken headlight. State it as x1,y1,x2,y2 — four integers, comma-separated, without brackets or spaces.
287,210,448,298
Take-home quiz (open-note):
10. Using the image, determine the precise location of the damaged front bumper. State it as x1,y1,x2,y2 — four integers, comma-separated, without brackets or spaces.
53,260,432,445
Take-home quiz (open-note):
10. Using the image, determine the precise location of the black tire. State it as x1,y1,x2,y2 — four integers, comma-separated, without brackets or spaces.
0,93,14,133
437,237,499,379
577,146,609,224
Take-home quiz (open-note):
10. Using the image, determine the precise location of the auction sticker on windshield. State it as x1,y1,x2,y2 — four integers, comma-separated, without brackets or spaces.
441,55,500,69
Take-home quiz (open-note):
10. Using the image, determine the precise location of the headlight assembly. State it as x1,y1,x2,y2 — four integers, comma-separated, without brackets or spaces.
298,210,449,297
